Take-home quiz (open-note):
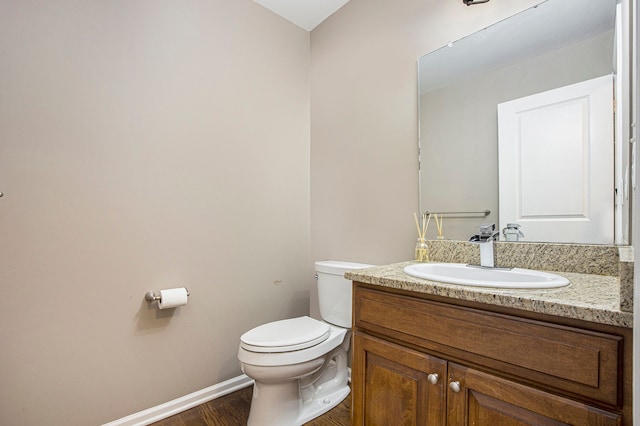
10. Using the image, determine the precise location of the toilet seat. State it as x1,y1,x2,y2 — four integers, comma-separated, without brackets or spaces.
238,323,348,367
240,316,330,353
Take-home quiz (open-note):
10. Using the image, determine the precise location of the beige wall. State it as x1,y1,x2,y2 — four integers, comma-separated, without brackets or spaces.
309,0,541,301
0,1,309,425
0,0,563,424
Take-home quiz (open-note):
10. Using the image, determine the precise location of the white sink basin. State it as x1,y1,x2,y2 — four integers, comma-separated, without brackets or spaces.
404,263,569,289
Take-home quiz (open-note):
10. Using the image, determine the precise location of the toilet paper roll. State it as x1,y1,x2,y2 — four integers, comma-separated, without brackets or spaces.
158,287,189,309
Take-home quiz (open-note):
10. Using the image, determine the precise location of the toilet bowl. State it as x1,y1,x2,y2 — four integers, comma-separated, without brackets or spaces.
237,260,373,426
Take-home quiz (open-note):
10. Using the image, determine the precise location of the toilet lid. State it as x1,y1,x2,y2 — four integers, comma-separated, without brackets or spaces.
240,316,331,353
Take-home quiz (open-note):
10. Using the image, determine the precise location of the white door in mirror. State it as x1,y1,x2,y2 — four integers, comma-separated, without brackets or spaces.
497,75,614,244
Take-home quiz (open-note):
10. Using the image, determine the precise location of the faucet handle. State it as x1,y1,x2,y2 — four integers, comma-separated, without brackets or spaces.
479,223,496,236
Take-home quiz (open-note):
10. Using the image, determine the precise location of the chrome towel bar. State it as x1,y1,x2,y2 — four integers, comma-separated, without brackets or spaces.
424,209,490,218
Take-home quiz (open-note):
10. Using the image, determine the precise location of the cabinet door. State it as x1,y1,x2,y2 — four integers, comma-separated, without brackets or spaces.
446,363,621,426
352,331,446,426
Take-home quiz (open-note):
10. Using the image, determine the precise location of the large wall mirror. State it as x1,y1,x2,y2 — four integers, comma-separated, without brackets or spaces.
418,0,631,245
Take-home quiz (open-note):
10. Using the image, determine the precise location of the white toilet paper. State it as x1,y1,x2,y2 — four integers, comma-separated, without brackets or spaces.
158,288,189,309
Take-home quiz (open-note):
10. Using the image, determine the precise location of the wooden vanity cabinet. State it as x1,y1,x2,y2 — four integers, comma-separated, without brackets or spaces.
352,332,446,425
352,283,632,426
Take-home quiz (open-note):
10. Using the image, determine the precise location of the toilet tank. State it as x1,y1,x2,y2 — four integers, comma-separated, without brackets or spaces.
315,261,373,328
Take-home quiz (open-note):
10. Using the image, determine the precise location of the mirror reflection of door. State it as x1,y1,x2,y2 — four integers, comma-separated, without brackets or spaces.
497,75,614,244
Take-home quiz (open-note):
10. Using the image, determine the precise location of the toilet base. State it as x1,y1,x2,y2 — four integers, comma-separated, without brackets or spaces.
247,375,350,426
297,385,350,425
245,342,350,426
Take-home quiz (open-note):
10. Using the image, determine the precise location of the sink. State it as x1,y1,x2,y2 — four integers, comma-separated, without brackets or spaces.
404,263,569,289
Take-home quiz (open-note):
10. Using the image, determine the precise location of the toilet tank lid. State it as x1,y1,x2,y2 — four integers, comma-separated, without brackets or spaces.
315,261,374,275
240,316,330,352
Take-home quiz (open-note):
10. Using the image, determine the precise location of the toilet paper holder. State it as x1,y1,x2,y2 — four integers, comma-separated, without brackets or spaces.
145,288,190,303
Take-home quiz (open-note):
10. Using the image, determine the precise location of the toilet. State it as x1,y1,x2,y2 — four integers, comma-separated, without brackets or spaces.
237,260,373,426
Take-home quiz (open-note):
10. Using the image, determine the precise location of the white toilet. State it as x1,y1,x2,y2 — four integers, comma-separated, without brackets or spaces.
237,260,373,426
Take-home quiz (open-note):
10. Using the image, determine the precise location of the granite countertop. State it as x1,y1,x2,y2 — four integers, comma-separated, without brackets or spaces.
346,261,633,328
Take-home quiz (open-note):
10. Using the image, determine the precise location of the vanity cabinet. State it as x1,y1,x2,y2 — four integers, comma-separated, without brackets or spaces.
353,332,446,425
351,283,632,425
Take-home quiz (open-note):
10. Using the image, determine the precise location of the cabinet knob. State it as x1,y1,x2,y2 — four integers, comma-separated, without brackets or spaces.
449,380,461,393
427,373,439,384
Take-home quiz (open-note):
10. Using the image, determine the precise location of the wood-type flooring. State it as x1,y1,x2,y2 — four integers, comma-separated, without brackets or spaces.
151,385,351,426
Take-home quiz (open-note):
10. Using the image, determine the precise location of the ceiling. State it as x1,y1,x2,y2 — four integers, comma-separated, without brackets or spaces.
252,0,351,31
420,0,616,93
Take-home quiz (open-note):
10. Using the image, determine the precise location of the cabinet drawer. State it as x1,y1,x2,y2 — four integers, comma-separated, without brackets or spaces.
354,286,622,406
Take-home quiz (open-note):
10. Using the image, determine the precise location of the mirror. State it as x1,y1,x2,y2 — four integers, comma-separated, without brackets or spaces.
418,0,626,244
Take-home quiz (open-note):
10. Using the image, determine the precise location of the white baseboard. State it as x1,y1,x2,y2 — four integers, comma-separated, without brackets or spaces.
102,374,254,426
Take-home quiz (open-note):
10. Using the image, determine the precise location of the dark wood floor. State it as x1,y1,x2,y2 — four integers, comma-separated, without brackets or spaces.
151,385,351,426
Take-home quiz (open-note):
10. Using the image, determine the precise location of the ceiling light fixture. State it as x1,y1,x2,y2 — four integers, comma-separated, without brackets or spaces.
463,0,490,5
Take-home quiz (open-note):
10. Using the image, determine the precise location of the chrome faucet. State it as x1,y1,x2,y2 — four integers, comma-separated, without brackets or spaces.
469,223,499,268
